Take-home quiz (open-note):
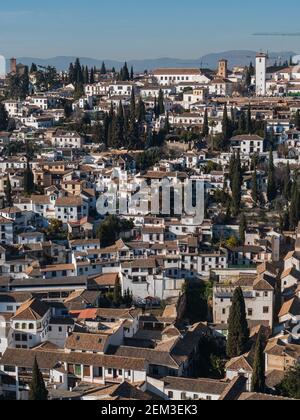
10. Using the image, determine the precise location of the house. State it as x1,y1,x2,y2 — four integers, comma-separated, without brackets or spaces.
213,274,275,329
51,131,83,149
0,347,148,400
230,135,265,155
153,69,204,86
55,196,89,223
10,298,51,349
145,376,246,401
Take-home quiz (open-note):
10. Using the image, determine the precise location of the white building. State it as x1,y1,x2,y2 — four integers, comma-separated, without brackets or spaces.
256,53,267,96
153,68,204,86
51,131,83,149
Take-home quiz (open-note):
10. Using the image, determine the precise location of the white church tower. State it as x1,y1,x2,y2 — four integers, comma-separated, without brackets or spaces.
255,53,267,96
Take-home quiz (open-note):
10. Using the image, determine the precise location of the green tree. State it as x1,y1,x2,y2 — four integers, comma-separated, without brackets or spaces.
293,110,300,131
267,151,277,202
29,357,49,401
4,176,13,207
289,181,300,230
283,163,292,201
227,287,249,358
222,104,231,143
202,108,209,137
246,105,253,134
0,103,9,131
30,63,38,73
252,169,258,205
24,160,35,195
239,213,247,244
100,62,107,75
230,153,242,216
251,332,265,393
158,89,165,115
277,364,300,399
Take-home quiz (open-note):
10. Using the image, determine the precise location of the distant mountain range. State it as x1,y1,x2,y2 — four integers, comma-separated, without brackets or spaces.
9,50,297,72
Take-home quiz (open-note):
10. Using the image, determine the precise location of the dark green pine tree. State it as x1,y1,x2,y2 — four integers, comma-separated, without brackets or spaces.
29,357,49,401
30,63,38,73
231,153,242,216
239,213,247,244
246,105,252,134
251,169,258,205
100,62,107,75
283,163,292,201
251,332,266,393
238,111,247,133
289,181,300,230
68,62,76,84
24,160,35,195
112,101,125,148
202,108,209,137
222,103,231,143
227,287,250,358
121,62,130,81
267,151,277,203
158,89,165,115
113,277,123,306
130,66,134,81
84,66,89,84
4,176,13,208
136,97,146,123
294,110,300,131
0,103,9,131
89,67,95,84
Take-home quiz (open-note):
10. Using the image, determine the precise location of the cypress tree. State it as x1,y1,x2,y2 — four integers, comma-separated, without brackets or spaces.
246,105,252,134
89,67,95,84
30,63,38,73
251,332,266,393
289,181,300,230
29,357,49,401
251,169,258,205
100,62,107,75
202,108,209,137
222,103,231,143
283,163,292,201
4,176,13,208
238,111,246,133
294,110,300,131
0,103,9,131
231,153,242,216
267,151,277,202
130,66,134,81
121,62,130,81
158,89,165,115
136,97,146,123
24,160,35,195
239,213,247,244
227,287,250,358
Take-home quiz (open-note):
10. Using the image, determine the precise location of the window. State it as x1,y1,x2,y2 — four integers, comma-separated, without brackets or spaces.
74,365,81,376
168,391,174,399
263,307,269,314
248,309,253,317
181,393,187,400
29,323,34,330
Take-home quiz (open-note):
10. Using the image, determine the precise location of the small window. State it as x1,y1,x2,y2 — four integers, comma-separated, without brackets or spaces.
168,391,174,399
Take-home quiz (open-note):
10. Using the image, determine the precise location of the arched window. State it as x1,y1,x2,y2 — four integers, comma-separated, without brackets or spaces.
22,323,26,330
29,323,34,330
15,323,20,329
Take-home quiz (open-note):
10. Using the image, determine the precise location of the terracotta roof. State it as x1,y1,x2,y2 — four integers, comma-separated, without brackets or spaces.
162,376,229,395
65,333,108,353
279,297,300,318
12,298,49,321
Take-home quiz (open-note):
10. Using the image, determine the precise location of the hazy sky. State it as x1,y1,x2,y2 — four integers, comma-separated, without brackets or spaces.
1,0,300,59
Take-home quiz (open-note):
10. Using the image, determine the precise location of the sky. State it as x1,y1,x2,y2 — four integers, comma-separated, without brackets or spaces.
1,0,300,59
